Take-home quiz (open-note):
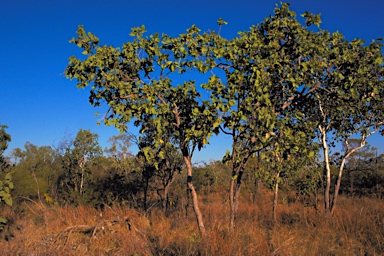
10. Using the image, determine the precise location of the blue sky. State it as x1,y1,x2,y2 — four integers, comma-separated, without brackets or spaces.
1,0,383,163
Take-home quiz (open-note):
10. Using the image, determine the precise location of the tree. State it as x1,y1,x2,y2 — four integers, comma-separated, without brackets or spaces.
105,133,135,174
0,124,12,230
201,3,321,229
58,129,102,204
65,25,221,236
0,124,11,173
305,31,384,212
136,122,184,213
12,142,61,204
65,3,383,230
337,141,377,197
0,124,12,203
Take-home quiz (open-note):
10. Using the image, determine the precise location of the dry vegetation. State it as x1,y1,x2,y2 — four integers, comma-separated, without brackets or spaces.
1,187,383,255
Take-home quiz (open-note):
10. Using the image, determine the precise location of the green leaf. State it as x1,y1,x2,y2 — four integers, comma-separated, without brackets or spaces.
228,100,236,107
4,195,12,206
0,217,7,225
217,18,228,26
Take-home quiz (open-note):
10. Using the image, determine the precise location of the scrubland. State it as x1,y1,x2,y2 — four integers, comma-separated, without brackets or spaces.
1,187,383,255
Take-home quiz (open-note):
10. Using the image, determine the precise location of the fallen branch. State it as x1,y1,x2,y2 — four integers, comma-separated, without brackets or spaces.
53,216,131,246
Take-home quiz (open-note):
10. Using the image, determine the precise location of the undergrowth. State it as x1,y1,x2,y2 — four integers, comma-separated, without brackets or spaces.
1,190,383,255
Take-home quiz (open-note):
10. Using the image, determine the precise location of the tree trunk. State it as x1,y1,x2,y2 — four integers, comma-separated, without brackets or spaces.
331,141,365,214
252,179,259,205
79,155,87,196
143,176,149,212
320,126,331,212
233,169,243,223
163,184,169,213
349,172,354,196
229,166,244,230
331,157,346,214
229,176,235,230
272,174,279,223
80,166,85,196
184,155,206,237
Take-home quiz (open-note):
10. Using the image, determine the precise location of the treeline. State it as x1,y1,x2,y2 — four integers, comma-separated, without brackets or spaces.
2,127,384,211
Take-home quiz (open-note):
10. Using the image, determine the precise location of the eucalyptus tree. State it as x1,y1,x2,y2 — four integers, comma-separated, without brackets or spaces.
12,142,60,203
306,31,384,212
59,129,102,203
337,140,377,196
65,25,221,236
200,4,322,229
72,129,102,196
105,133,135,172
331,41,383,212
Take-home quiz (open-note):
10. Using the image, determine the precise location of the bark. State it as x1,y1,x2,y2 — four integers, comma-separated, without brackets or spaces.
349,173,354,196
183,154,206,237
233,169,243,223
331,140,366,213
163,185,169,212
272,174,280,223
143,176,149,212
252,179,259,205
331,157,346,214
229,177,235,230
80,167,85,195
79,155,87,196
229,165,244,230
320,125,331,211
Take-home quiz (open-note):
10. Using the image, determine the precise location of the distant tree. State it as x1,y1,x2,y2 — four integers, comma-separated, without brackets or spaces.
58,129,102,204
73,129,102,196
105,133,134,169
12,143,61,204
293,158,322,209
337,141,380,197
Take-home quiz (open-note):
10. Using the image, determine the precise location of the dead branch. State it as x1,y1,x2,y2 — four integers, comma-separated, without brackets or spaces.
53,216,131,246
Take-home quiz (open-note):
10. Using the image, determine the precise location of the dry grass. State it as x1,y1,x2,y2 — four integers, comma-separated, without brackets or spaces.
1,190,383,255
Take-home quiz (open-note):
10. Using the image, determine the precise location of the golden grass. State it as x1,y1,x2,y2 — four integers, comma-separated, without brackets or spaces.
1,190,383,255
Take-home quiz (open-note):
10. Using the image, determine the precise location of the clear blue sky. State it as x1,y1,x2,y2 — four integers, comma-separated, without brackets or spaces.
1,0,383,163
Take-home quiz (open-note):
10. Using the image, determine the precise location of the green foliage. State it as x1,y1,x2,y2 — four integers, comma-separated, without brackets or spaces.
11,143,61,203
0,124,11,173
338,142,383,197
0,124,12,230
64,3,383,216
0,125,12,205
0,125,11,154
57,129,102,205
0,173,13,206
64,21,222,159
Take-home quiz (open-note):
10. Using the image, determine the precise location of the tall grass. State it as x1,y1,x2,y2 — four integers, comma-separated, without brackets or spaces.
1,189,383,255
